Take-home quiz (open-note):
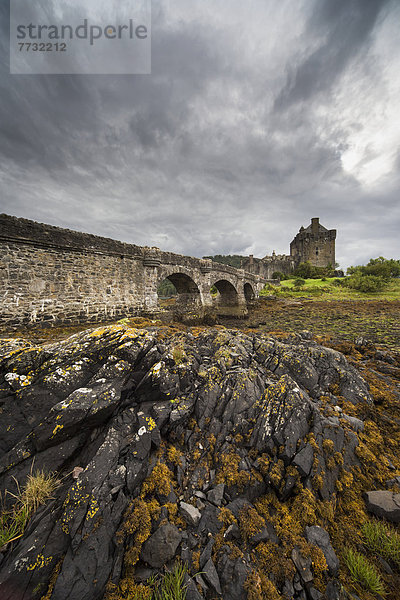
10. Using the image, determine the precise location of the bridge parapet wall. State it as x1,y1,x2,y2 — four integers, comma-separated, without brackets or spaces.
0,214,265,327
0,214,147,327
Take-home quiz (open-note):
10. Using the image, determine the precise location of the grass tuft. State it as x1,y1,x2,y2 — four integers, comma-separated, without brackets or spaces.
22,469,60,513
172,345,186,365
363,519,400,568
105,561,187,600
0,468,60,548
343,548,386,595
153,561,187,600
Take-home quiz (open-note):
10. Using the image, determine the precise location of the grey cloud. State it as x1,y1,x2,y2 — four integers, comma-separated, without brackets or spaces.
0,0,399,270
274,0,390,110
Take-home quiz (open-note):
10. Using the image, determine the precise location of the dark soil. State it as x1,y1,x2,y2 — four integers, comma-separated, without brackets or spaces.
1,298,400,351
233,298,400,350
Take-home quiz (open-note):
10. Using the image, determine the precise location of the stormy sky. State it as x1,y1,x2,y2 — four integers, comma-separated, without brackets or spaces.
0,0,399,269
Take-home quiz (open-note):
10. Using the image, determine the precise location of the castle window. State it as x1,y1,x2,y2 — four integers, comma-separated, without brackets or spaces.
316,250,319,255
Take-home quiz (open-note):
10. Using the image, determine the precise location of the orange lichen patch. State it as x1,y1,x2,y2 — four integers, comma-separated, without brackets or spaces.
117,497,160,569
191,550,200,572
238,505,265,542
335,468,354,492
244,569,282,600
218,507,237,527
164,502,186,530
254,541,295,586
299,539,328,585
268,459,285,489
355,442,376,466
166,444,183,466
105,579,153,600
312,473,325,493
140,462,175,498
212,507,238,556
223,541,244,560
306,432,320,453
322,439,335,455
362,370,397,405
40,557,63,600
215,450,262,492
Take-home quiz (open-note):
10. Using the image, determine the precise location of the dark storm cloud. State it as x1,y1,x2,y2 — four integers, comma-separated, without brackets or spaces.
274,0,391,109
0,0,399,269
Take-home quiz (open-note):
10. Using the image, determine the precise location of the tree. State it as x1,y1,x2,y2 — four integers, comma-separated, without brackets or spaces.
347,257,400,280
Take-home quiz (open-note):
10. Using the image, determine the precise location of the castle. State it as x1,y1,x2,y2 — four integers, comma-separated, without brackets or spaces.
242,217,336,279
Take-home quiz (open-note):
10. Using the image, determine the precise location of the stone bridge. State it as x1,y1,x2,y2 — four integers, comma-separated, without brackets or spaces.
0,214,267,327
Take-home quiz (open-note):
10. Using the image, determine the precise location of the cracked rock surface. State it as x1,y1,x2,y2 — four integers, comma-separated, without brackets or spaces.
0,325,375,600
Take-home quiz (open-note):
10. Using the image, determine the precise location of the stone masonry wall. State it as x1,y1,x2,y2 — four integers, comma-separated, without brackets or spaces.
0,215,263,327
1,239,146,327
290,229,336,268
0,214,146,327
241,255,294,279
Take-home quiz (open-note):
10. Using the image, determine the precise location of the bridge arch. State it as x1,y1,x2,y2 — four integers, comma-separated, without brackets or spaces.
157,268,203,313
243,282,256,303
210,278,239,307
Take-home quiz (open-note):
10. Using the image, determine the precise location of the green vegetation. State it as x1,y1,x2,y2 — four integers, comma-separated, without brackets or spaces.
106,560,187,600
210,285,218,296
273,261,338,280
343,257,400,294
266,257,400,299
362,520,400,568
293,278,306,288
158,279,177,298
343,548,386,596
0,502,29,548
348,257,400,279
203,254,244,268
172,344,186,364
260,276,400,301
153,561,187,600
293,261,337,279
344,274,387,293
274,257,399,290
0,469,60,547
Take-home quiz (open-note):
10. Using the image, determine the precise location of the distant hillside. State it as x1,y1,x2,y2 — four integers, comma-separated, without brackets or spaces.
203,254,244,268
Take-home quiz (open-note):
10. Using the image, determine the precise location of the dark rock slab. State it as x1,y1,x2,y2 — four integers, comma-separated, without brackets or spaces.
200,538,215,569
292,443,314,477
249,521,280,546
364,490,400,523
207,483,225,506
184,574,204,600
197,503,223,535
0,326,373,600
202,557,222,595
305,525,339,575
217,547,250,600
291,546,313,584
180,501,201,526
140,523,182,568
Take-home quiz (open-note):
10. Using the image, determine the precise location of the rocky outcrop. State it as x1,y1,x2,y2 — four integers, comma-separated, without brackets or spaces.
0,325,374,599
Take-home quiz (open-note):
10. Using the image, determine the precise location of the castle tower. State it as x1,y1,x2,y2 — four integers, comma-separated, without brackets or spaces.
290,217,336,267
